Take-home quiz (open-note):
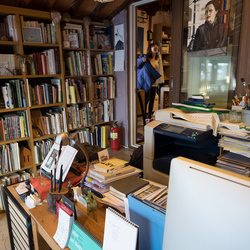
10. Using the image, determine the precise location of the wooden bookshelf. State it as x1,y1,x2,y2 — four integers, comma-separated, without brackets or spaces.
0,5,115,183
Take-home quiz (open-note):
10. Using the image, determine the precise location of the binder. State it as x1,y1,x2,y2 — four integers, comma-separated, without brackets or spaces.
103,207,139,250
128,194,165,250
68,221,102,250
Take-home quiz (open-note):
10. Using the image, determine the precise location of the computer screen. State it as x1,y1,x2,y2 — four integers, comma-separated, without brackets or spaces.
163,157,250,250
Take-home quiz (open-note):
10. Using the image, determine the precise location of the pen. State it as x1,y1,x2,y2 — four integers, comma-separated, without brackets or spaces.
51,170,53,192
58,164,63,193
54,167,56,192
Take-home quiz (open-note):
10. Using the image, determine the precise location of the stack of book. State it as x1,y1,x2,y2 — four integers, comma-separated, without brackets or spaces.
0,111,29,140
1,80,26,109
28,79,62,106
91,54,113,75
21,16,58,44
27,48,60,75
90,26,112,50
93,99,114,124
65,51,89,76
71,128,94,145
0,54,17,76
94,124,110,148
62,23,87,49
65,78,89,104
85,158,142,195
93,76,115,99
0,15,18,42
172,95,216,112
67,103,93,129
34,139,54,164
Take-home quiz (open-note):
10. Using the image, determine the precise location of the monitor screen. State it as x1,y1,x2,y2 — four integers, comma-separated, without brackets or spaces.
163,157,250,250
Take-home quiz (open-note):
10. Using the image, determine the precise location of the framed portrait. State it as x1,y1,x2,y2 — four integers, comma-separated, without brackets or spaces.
22,27,42,43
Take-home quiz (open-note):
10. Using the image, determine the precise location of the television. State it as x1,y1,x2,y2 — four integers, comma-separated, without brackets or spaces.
163,157,250,250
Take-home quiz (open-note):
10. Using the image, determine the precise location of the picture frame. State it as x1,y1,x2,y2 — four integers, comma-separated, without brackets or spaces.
22,27,42,43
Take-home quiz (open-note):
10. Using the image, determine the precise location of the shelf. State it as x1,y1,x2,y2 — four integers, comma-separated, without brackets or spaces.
0,41,19,46
90,49,113,53
94,120,114,126
22,42,60,47
0,165,34,178
163,63,170,66
68,126,92,132
33,134,58,141
26,74,61,78
63,47,88,51
0,75,23,79
0,137,30,145
65,75,89,78
67,101,90,105
0,107,27,113
91,74,114,77
29,103,63,109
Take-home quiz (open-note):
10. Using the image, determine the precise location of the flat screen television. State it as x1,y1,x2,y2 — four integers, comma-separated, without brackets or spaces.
163,157,250,250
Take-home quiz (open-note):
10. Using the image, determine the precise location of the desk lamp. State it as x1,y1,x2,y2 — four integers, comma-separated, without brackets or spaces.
59,132,90,191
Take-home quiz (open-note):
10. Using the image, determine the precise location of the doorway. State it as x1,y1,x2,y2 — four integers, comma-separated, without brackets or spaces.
129,0,172,147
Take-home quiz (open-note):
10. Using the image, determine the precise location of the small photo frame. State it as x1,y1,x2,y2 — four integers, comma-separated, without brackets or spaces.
22,27,42,43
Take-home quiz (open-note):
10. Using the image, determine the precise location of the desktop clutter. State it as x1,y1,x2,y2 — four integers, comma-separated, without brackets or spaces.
14,132,168,249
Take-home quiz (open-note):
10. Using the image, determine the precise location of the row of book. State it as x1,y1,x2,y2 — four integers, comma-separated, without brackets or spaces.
93,99,114,124
62,23,87,49
27,48,60,75
34,139,54,164
93,76,115,100
28,79,62,106
1,79,26,109
30,108,66,138
90,25,112,50
65,78,89,104
220,0,231,11
0,54,18,76
91,53,113,76
94,124,110,148
0,142,21,174
72,128,94,145
0,111,29,140
21,16,58,44
67,103,93,129
0,170,32,186
65,50,90,76
0,15,18,42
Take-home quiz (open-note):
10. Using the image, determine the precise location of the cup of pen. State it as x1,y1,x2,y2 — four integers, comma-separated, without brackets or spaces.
47,165,68,214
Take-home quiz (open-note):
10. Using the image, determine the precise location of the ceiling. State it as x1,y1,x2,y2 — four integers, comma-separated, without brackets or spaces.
0,0,171,22
0,0,139,22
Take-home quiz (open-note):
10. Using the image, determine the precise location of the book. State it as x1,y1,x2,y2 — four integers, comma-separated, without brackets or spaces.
110,175,149,199
103,207,138,250
89,165,135,181
94,157,128,173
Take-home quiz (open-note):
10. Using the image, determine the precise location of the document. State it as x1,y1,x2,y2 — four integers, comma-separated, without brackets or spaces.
103,207,138,250
53,204,74,249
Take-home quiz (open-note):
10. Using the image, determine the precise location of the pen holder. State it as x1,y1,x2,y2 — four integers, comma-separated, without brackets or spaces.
47,188,68,214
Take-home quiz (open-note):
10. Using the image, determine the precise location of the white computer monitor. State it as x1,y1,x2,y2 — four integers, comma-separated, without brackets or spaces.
163,157,250,250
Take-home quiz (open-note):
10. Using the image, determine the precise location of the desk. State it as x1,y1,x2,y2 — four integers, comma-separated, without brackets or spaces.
6,184,107,250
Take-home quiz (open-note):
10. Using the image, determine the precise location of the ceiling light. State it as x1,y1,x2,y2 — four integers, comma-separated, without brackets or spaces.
94,0,114,3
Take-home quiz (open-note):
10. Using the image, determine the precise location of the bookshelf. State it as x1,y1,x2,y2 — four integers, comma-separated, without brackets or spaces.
0,5,115,193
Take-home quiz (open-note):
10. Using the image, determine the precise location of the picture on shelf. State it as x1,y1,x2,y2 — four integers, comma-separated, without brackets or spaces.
22,27,42,43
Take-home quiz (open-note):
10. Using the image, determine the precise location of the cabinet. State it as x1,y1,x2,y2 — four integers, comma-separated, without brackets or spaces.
153,23,171,86
0,5,115,189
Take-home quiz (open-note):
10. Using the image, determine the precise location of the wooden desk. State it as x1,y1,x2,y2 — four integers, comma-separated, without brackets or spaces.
7,184,107,250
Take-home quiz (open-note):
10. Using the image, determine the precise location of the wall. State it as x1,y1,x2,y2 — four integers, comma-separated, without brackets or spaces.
113,10,129,147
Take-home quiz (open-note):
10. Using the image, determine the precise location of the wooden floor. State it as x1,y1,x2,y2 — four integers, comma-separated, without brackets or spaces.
0,146,134,250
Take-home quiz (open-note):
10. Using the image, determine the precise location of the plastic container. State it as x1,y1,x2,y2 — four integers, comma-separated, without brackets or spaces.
242,110,250,126
229,110,242,123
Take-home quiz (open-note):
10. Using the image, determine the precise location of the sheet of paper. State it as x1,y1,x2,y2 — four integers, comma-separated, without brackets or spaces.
15,182,28,195
98,149,109,162
56,145,78,181
53,207,74,249
114,24,124,72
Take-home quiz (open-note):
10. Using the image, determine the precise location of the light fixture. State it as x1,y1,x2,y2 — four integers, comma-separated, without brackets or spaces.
137,11,148,23
94,0,114,3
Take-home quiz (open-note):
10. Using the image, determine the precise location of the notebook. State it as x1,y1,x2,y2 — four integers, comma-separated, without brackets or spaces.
103,207,139,250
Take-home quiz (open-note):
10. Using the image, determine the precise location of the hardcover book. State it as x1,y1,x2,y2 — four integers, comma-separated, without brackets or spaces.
93,158,128,173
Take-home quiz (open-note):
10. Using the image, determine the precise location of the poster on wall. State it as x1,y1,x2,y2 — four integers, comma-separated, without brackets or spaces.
187,0,231,57
114,24,125,71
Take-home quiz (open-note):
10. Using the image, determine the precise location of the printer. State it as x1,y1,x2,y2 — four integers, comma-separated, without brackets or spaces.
143,108,220,185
